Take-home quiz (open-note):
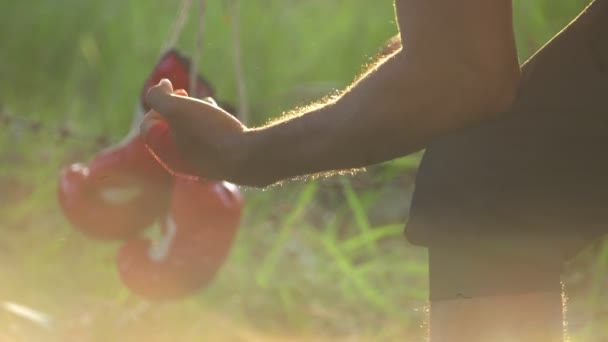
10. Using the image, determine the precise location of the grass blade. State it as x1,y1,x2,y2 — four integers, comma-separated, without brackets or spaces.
256,182,318,288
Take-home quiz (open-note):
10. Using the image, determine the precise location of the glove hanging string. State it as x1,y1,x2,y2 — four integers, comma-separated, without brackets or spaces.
162,0,192,55
189,0,206,97
0,0,210,151
161,0,206,98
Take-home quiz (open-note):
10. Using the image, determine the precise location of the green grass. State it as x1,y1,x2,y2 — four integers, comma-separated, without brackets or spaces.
1,0,607,340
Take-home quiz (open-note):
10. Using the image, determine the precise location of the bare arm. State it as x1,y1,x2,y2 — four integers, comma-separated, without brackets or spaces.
235,0,520,186
144,0,520,187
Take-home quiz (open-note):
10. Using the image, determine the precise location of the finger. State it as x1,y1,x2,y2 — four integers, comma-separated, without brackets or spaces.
201,97,218,106
146,79,175,114
141,89,188,133
147,90,219,124
174,89,188,97
149,78,174,97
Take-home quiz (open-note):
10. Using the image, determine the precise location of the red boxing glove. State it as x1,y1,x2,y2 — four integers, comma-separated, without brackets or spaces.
117,177,243,300
141,49,215,112
58,135,173,240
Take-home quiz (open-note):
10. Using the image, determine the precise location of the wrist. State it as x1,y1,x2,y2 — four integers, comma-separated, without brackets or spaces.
223,129,274,188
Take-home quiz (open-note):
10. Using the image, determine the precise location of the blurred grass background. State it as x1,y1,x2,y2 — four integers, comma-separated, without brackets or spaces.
1,0,607,341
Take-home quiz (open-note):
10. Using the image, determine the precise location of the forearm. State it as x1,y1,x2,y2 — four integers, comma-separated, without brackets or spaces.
236,48,517,187
141,0,521,187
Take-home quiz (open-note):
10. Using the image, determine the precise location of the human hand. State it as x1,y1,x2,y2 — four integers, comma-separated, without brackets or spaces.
140,79,248,182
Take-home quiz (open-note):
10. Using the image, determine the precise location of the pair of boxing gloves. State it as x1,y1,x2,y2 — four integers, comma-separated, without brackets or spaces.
57,50,243,300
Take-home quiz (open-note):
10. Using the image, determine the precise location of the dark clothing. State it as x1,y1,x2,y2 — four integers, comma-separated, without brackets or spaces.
406,0,608,300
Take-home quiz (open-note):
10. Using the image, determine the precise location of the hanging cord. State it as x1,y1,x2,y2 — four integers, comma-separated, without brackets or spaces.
162,0,194,54
163,0,207,99
229,0,249,124
189,0,206,96
2,0,238,153
148,0,205,262
122,0,199,146
0,0,201,153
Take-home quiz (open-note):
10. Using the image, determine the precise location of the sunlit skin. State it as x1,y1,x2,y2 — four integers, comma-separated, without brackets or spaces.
142,0,520,187
139,0,567,341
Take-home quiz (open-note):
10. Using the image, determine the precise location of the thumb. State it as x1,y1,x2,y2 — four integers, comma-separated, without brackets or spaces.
146,79,176,115
140,88,190,137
